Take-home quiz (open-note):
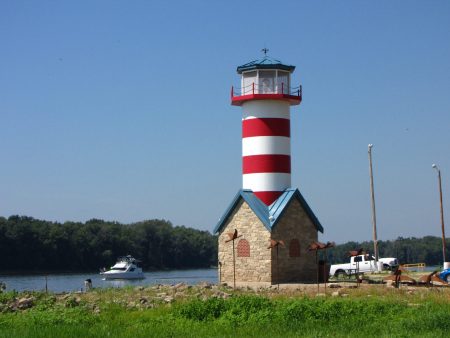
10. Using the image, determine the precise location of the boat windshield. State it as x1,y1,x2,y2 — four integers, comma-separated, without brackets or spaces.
111,267,127,271
117,255,140,264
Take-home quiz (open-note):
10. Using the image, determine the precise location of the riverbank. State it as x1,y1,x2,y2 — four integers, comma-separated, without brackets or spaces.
1,282,450,337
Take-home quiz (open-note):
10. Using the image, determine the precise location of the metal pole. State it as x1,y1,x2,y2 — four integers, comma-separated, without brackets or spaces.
276,245,279,289
232,240,236,289
368,144,379,269
433,164,446,264
316,251,319,294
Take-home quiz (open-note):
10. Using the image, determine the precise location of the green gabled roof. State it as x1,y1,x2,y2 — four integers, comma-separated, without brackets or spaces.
213,189,324,234
236,56,296,74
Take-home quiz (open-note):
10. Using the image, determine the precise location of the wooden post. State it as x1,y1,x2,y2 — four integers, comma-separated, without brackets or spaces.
368,144,379,269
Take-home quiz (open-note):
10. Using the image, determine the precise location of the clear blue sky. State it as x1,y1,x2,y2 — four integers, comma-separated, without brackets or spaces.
1,1,449,243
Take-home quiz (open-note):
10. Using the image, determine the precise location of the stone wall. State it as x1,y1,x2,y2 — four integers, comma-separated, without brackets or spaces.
271,198,318,283
217,200,272,285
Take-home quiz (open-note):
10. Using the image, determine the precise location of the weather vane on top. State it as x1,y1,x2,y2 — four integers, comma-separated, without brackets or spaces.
261,47,269,56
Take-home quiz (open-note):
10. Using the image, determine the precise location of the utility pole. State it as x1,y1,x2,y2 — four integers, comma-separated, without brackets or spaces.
368,144,379,270
432,164,446,266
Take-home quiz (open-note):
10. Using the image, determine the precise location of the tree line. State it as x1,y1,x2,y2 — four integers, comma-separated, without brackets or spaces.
0,216,217,272
1,215,447,272
326,236,448,266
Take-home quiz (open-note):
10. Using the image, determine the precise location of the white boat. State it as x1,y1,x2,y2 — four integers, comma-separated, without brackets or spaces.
100,255,145,280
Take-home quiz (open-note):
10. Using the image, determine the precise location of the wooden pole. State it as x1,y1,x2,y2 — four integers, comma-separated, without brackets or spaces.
368,144,379,268
437,168,447,264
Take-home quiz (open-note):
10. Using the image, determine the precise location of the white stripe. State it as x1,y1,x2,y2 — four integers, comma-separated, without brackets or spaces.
242,100,290,120
242,136,291,156
243,173,291,192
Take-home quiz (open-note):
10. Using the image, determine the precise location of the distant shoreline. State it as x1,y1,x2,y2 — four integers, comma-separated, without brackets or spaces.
0,267,216,277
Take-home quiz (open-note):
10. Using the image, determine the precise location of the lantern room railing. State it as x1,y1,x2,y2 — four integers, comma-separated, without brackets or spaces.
231,82,302,98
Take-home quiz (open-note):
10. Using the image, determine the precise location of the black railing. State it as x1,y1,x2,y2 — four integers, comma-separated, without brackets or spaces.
231,83,302,98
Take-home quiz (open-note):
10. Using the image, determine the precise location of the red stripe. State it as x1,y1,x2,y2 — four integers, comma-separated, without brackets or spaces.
243,155,291,174
254,191,283,206
242,118,290,138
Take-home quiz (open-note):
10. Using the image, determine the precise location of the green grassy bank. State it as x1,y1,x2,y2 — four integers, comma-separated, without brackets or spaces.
1,284,450,337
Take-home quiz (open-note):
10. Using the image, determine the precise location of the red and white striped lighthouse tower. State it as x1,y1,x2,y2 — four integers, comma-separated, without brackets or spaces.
231,54,302,206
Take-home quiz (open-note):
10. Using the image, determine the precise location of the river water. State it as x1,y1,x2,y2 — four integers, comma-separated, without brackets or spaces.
0,266,443,293
0,269,218,293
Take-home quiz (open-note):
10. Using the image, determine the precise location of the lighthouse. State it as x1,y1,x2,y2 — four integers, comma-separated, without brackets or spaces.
231,54,302,205
214,54,324,287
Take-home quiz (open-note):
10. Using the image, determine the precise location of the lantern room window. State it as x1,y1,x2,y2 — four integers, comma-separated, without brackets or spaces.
259,70,275,93
240,70,291,95
242,71,257,95
277,71,289,94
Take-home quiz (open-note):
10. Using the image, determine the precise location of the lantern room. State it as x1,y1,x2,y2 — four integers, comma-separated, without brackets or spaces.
231,56,302,106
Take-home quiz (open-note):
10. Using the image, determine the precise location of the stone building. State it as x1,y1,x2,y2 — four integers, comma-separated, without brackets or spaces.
214,189,323,286
214,55,324,286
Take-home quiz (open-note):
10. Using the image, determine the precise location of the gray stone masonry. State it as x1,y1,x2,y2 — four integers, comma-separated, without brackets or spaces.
218,200,272,284
218,197,319,286
271,198,318,283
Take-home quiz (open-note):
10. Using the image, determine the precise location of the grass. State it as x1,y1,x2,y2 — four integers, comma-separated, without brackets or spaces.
1,284,450,337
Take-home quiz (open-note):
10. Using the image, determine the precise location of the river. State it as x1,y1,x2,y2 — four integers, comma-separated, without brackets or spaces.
0,266,443,293
0,268,218,293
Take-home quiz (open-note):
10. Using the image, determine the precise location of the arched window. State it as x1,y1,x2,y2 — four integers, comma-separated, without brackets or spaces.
289,239,300,257
237,239,250,257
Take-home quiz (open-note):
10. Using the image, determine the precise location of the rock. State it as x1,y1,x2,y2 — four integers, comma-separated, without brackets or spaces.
341,293,350,297
156,292,167,298
331,291,340,297
61,293,72,300
329,284,341,289
173,282,186,290
198,282,212,289
65,297,80,308
316,293,326,297
139,297,148,304
222,293,231,299
134,286,144,291
17,297,35,309
127,301,136,308
215,291,231,299
164,296,174,303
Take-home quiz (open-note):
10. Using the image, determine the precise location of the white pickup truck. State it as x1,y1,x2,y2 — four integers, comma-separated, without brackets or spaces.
330,255,399,277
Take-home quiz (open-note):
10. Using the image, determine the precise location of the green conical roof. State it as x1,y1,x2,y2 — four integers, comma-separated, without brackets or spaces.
237,56,295,74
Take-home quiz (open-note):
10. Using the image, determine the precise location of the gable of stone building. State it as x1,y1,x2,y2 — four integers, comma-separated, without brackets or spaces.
271,198,318,244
